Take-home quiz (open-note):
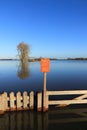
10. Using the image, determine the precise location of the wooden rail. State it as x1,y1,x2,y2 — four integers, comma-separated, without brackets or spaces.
0,91,34,114
47,90,87,95
37,90,87,111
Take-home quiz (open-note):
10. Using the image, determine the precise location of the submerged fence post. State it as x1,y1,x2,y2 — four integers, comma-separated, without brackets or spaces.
0,94,5,114
10,92,16,111
1,94,5,112
3,92,9,111
23,91,29,110
37,92,42,112
43,91,48,112
30,91,34,110
45,92,49,110
16,92,22,110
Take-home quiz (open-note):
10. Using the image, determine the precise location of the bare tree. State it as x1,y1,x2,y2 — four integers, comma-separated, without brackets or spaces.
17,42,29,63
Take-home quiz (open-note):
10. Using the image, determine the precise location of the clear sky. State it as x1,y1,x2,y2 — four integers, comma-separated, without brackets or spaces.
0,0,87,59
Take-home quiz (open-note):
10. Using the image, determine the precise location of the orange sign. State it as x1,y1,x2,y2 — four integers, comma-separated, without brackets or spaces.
41,59,50,72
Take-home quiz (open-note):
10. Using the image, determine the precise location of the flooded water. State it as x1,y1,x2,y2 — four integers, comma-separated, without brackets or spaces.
0,60,87,93
0,60,87,130
1,106,87,130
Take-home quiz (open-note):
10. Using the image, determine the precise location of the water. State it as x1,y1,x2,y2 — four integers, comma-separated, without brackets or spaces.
0,60,87,93
0,60,87,130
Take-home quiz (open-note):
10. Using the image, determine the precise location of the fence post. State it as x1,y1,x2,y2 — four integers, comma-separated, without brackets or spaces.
37,92,42,112
45,92,49,110
30,91,34,110
16,92,22,110
0,94,5,114
3,92,9,111
23,91,28,110
43,91,48,112
9,92,16,111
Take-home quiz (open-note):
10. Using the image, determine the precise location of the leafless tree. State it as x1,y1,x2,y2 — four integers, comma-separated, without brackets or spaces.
17,42,29,63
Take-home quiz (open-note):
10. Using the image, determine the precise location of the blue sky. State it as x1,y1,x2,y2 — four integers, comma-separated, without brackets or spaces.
0,0,87,59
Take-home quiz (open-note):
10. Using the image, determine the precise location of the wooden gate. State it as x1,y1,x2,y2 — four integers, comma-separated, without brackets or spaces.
37,90,87,111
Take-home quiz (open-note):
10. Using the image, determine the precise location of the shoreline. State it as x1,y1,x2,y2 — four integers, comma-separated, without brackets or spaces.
0,58,87,62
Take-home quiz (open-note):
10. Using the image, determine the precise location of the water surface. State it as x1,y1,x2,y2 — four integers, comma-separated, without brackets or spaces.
0,60,87,130
0,60,87,93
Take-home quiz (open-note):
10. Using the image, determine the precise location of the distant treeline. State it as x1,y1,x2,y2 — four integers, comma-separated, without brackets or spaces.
28,58,59,62
0,58,58,62
0,59,18,60
67,58,87,60
1,58,87,61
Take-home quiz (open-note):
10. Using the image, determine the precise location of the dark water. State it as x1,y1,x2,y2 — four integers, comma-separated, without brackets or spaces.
0,60,87,130
1,106,87,130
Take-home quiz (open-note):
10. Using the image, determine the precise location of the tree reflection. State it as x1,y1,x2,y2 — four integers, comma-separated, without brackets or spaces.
17,61,30,79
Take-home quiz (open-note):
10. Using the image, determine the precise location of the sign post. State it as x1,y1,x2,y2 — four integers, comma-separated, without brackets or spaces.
43,72,46,92
41,58,50,111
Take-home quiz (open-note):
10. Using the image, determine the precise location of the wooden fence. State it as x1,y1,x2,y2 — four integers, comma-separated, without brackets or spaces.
0,91,34,114
1,90,87,113
37,90,87,111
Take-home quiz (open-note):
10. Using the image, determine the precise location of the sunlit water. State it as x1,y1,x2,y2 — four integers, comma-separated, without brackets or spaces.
0,60,87,93
0,60,87,130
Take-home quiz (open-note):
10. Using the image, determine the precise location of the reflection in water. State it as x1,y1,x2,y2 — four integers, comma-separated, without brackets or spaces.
17,62,30,79
1,107,87,130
